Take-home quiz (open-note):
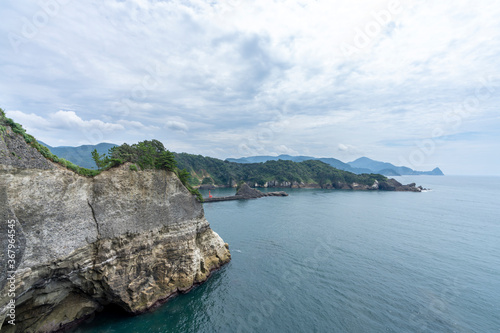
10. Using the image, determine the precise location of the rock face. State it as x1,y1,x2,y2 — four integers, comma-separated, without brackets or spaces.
0,127,230,332
377,179,423,192
248,179,423,191
235,183,266,198
203,183,288,202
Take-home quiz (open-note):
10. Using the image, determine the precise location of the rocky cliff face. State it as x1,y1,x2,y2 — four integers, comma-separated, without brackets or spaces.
253,179,423,191
0,127,231,332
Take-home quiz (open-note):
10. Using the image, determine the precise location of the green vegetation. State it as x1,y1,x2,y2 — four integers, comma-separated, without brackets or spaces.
129,164,138,171
174,153,243,186
91,149,108,170
201,177,214,185
236,180,245,191
109,140,202,201
174,152,388,188
41,142,118,170
90,148,123,171
189,176,200,186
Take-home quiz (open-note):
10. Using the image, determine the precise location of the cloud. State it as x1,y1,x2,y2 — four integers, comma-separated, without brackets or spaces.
1,0,500,174
166,120,189,132
50,111,124,131
7,110,124,132
338,144,349,152
4,109,160,146
275,145,299,156
5,111,50,128
117,119,159,131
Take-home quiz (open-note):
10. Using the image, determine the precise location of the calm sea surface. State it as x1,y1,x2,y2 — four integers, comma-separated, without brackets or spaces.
73,176,500,333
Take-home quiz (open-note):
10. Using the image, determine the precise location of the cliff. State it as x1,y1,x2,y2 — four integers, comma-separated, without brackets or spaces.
0,125,231,332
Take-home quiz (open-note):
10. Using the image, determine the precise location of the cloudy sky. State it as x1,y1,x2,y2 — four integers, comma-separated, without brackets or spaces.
1,0,499,175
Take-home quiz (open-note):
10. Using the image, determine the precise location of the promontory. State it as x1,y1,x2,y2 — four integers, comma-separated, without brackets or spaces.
0,113,231,332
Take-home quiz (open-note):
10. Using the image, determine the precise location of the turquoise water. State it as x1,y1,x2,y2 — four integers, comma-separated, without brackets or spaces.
73,176,500,332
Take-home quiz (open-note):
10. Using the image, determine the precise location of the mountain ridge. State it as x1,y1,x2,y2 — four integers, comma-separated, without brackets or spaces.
227,154,444,176
348,156,444,175
39,141,118,169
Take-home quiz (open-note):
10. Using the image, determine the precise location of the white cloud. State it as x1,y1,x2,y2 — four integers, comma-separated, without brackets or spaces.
50,111,124,131
166,120,189,132
4,109,161,146
1,0,500,173
117,119,159,131
5,111,50,129
338,144,349,152
275,144,299,156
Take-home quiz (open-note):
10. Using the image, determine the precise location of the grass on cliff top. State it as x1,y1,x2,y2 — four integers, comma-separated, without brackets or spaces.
0,108,203,201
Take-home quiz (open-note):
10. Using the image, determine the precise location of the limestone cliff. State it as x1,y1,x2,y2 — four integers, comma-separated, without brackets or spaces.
0,126,231,332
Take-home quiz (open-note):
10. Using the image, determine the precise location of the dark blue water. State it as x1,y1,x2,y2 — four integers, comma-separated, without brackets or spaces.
73,176,500,332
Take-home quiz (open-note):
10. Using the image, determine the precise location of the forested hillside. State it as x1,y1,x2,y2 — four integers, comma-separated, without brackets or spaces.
174,152,387,188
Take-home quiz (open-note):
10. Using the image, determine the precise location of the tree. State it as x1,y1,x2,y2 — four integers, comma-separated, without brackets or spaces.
201,177,214,185
177,168,191,184
91,149,107,170
155,150,177,171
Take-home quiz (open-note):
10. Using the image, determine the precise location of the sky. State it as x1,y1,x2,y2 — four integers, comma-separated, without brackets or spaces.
1,0,499,175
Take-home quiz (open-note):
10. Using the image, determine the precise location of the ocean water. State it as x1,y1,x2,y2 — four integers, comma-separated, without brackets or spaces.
72,176,500,333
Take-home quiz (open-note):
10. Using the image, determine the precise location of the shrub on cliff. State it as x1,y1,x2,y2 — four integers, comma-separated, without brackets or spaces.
109,140,177,171
91,149,107,170
155,150,177,171
91,148,123,171
109,140,202,201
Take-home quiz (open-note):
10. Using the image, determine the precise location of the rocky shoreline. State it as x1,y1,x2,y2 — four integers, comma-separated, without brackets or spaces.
202,178,427,196
202,178,427,202
203,183,288,202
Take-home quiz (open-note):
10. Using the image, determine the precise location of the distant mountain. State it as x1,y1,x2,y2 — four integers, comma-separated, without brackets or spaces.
227,155,444,176
38,143,444,176
226,154,370,174
348,157,444,176
377,168,401,177
38,141,118,169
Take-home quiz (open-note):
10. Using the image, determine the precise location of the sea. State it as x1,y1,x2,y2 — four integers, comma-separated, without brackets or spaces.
72,176,500,333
